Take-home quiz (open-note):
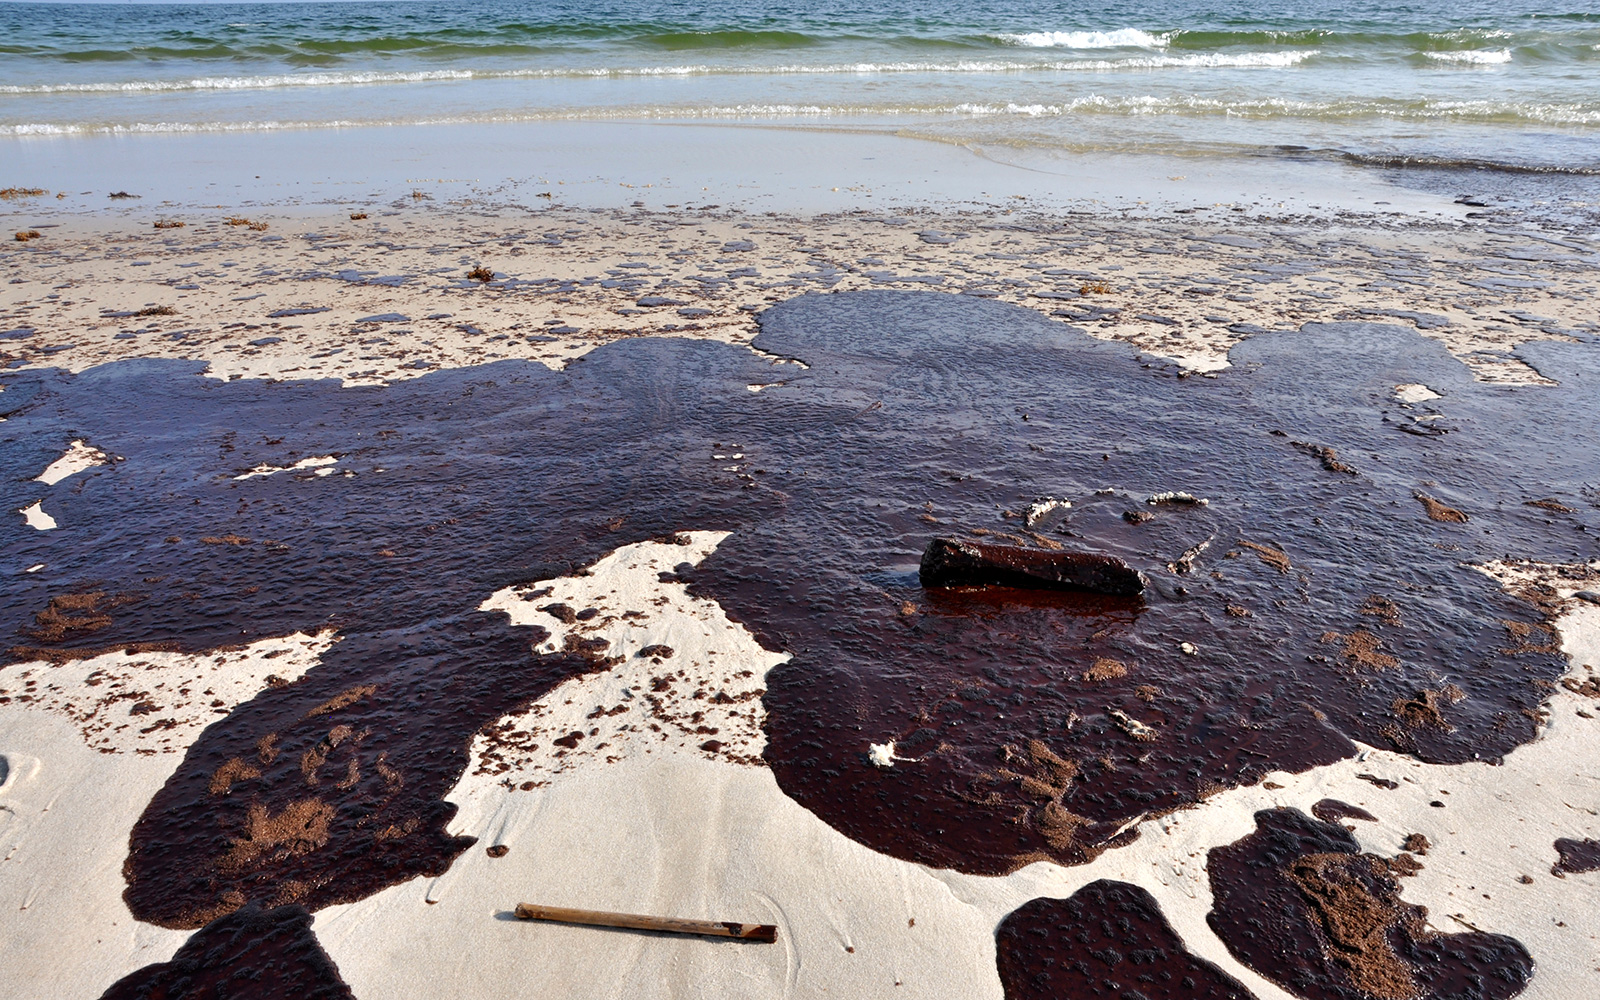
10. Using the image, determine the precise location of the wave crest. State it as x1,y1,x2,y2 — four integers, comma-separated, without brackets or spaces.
991,28,1167,49
1423,48,1513,65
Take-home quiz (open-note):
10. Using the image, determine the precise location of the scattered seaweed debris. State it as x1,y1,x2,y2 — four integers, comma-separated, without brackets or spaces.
14,230,41,242
153,219,186,230
1237,539,1291,573
1525,498,1575,513
1078,280,1112,295
1416,493,1469,523
100,903,355,1000
1357,773,1400,790
467,265,494,282
1208,808,1533,1000
135,305,178,317
1294,441,1359,475
1401,833,1430,856
224,216,269,231
1083,657,1128,682
1551,837,1600,877
349,212,368,220
108,191,139,199
919,538,1144,596
996,882,1255,1000
0,187,46,199
1359,595,1402,626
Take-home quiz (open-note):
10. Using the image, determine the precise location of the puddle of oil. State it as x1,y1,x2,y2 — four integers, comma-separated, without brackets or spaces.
0,291,1593,987
997,880,1253,1000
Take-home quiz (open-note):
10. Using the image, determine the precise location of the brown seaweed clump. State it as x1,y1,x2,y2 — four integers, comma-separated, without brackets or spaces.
1294,441,1359,475
467,265,494,282
1416,494,1469,523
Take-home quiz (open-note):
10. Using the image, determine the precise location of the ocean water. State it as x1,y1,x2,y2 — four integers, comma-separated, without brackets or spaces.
1,0,1598,179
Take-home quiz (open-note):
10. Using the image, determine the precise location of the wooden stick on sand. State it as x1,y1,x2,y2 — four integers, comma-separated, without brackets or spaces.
513,903,778,943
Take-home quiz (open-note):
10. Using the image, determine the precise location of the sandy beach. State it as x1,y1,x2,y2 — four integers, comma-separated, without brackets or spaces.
4,91,1600,1000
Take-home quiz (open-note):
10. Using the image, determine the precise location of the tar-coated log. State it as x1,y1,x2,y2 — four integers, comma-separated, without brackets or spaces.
513,903,779,943
919,537,1144,596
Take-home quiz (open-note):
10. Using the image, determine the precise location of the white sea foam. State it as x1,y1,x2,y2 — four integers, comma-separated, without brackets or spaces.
992,28,1168,49
1424,48,1513,65
0,50,1315,96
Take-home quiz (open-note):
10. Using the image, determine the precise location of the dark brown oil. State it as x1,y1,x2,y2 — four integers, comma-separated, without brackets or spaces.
0,290,1590,988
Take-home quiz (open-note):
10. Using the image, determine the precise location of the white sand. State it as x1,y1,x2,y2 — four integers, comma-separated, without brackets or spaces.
233,455,338,481
17,500,56,531
0,631,335,1000
35,440,111,486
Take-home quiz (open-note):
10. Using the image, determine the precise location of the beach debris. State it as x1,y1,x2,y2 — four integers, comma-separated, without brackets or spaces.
868,741,901,767
349,212,368,220
1416,493,1469,523
514,903,777,943
1146,491,1208,506
919,538,1144,595
1108,708,1158,742
1079,280,1112,295
153,219,185,229
14,230,41,242
224,216,269,231
1024,496,1070,527
1168,537,1211,574
135,305,177,317
0,187,45,199
1178,641,1197,655
467,265,494,282
1292,441,1357,475
1236,539,1291,573
1394,383,1442,404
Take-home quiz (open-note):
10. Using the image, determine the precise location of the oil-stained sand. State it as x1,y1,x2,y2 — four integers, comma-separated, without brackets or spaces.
0,291,1594,986
1206,808,1533,1000
995,880,1254,999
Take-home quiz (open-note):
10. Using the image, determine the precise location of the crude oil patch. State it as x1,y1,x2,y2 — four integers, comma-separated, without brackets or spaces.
99,904,352,1000
0,291,1594,978
1206,808,1532,1000
995,880,1253,999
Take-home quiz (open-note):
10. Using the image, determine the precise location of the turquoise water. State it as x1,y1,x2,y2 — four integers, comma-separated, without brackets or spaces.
1,0,1598,174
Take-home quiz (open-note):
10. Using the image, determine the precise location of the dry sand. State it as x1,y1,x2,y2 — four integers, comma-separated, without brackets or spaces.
3,202,1595,389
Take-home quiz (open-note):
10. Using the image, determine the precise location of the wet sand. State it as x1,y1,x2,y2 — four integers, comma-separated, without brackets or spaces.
3,124,1600,1000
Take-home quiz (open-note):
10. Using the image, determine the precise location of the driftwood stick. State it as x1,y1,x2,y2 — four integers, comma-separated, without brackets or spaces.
513,903,778,943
